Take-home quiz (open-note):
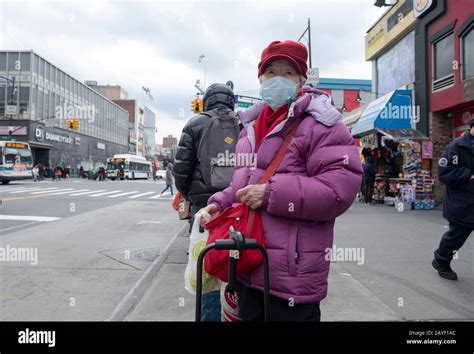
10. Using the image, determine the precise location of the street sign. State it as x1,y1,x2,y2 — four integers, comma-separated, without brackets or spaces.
237,101,253,108
306,68,319,85
6,105,16,115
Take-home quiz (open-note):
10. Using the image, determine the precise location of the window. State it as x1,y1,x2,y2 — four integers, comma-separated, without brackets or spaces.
461,27,474,80
0,53,7,70
7,52,19,71
433,33,454,80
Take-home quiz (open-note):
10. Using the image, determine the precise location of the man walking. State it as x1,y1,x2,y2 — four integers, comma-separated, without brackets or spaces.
173,83,239,321
433,117,474,280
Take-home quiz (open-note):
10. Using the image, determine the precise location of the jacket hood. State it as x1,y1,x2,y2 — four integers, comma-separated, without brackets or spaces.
238,86,342,127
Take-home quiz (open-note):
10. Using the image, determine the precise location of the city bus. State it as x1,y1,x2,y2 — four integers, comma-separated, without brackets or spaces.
106,154,152,180
0,141,34,184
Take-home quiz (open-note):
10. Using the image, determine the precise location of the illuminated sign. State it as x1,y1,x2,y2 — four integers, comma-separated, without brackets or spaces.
5,142,26,148
414,0,433,18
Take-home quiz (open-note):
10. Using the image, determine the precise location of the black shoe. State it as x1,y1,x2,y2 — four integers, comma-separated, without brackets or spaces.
432,259,458,280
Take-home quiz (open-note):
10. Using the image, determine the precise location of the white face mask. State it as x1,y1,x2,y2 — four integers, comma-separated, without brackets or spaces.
259,76,297,111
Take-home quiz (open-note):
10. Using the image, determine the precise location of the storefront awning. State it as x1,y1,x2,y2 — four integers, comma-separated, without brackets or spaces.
377,128,429,141
28,141,54,149
351,89,415,138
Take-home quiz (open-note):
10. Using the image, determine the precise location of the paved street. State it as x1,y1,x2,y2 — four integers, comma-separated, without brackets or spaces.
0,178,184,320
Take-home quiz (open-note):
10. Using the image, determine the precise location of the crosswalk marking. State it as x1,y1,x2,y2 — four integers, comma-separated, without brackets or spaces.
29,188,74,195
69,189,105,196
48,189,89,195
8,187,56,194
89,190,123,197
0,215,61,222
107,191,139,198
150,191,171,199
128,191,155,199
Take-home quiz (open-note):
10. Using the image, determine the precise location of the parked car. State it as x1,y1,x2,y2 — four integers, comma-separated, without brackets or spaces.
155,169,166,180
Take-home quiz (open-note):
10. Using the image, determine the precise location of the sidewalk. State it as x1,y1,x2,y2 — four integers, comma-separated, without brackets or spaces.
127,201,474,321
126,207,402,321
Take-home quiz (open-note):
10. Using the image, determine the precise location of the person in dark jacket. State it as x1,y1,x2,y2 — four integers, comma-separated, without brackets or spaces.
363,156,376,204
160,163,174,196
433,118,474,280
173,83,235,322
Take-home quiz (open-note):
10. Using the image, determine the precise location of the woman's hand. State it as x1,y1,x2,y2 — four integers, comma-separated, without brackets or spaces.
197,204,221,226
236,184,266,209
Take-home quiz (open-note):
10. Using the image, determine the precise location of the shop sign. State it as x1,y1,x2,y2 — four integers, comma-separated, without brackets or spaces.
414,0,433,18
97,142,105,150
35,126,45,141
37,128,73,144
421,140,433,159
75,137,81,146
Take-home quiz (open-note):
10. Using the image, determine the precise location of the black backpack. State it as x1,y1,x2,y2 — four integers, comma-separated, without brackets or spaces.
197,108,240,192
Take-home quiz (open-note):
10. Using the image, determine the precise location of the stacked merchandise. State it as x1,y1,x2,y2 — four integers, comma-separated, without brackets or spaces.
413,170,436,209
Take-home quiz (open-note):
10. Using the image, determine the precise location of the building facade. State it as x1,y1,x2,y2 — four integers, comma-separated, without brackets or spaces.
143,106,156,159
0,50,129,170
112,99,146,157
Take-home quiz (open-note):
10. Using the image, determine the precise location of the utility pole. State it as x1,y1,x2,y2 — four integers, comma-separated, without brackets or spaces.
1,75,17,137
297,18,312,68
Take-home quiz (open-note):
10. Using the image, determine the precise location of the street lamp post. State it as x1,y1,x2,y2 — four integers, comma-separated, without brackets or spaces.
198,55,207,91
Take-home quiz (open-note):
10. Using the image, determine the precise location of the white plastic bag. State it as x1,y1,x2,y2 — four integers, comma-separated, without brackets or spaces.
184,213,221,295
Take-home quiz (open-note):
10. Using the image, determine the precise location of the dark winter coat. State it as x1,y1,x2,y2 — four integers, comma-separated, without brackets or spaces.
363,159,376,183
439,132,474,229
173,104,233,205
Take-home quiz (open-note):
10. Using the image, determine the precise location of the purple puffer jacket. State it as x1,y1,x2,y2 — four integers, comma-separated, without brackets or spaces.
208,87,363,303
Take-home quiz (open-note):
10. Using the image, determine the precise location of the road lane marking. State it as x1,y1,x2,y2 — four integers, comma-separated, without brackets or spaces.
149,194,163,199
29,188,74,195
107,191,139,198
8,187,57,194
0,221,39,234
89,190,123,197
128,192,155,199
0,215,61,222
69,189,105,196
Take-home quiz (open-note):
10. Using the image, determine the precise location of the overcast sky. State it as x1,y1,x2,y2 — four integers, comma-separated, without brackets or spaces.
0,0,386,143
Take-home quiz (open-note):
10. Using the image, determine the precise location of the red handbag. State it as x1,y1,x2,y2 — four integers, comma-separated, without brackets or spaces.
203,120,301,282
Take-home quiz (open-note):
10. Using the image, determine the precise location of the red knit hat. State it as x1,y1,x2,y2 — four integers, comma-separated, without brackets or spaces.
258,40,308,78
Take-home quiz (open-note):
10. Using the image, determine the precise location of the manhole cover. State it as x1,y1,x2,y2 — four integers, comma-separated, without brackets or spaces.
130,248,160,262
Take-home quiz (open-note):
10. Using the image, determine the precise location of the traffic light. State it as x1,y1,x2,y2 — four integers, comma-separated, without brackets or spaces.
72,118,79,129
197,99,203,113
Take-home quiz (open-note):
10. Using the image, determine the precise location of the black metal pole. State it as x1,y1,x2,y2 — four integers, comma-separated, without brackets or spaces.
257,244,271,322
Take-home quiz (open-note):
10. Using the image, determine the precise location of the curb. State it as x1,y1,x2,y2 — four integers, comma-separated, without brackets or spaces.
104,223,189,321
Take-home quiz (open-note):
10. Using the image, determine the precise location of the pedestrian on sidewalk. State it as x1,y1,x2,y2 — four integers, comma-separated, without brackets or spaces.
32,165,39,182
433,117,474,280
362,156,376,204
173,83,238,321
199,40,362,321
160,163,175,196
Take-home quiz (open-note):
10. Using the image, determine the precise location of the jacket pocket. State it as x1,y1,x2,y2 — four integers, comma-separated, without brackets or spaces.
287,223,298,277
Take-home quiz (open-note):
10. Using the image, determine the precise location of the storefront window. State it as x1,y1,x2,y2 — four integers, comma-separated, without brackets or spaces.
433,33,454,80
462,27,474,81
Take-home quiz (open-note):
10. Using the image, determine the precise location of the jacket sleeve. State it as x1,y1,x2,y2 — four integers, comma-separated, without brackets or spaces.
173,123,196,197
262,123,363,222
207,185,235,212
439,142,472,187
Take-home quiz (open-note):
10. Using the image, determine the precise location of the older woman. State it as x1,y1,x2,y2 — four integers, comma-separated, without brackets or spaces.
200,40,362,321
